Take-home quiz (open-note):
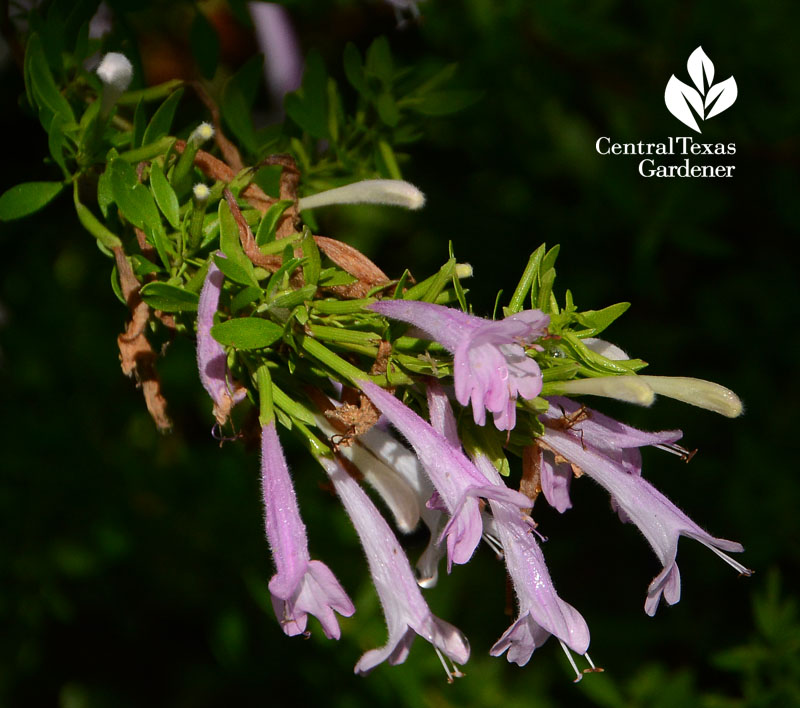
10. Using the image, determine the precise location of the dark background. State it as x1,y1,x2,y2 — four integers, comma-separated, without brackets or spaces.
2,1,798,706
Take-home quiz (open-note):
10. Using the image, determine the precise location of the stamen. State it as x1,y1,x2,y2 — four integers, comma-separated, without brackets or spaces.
434,646,464,683
482,530,504,559
655,442,699,463
582,652,604,674
704,544,754,577
559,640,583,683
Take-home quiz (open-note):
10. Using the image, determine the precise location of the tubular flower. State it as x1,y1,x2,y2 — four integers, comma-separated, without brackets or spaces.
369,300,549,430
360,380,532,570
539,402,752,615
474,452,594,680
319,455,469,678
196,258,246,424
357,423,447,588
261,422,355,638
424,384,593,677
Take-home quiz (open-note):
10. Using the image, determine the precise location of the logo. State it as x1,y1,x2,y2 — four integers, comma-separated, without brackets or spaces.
664,46,737,133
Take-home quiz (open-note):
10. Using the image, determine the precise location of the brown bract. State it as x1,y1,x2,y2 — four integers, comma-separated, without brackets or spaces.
113,247,172,432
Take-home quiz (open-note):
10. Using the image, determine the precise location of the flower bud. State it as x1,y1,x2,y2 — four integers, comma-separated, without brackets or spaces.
96,52,133,118
637,376,743,417
298,180,426,211
558,376,655,406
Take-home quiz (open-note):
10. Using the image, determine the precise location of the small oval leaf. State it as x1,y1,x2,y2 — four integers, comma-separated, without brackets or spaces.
140,282,199,312
0,181,63,221
149,163,180,229
211,318,283,350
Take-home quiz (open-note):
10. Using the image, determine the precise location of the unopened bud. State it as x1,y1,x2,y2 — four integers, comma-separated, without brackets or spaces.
189,122,215,146
96,52,133,118
297,179,426,211
637,376,743,417
193,183,211,203
454,263,473,279
559,376,655,406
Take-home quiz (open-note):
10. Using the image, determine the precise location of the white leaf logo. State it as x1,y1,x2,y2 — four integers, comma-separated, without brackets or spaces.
664,46,737,132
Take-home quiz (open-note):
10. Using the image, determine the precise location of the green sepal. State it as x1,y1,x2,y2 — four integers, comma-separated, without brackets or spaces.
460,419,512,477
269,284,317,311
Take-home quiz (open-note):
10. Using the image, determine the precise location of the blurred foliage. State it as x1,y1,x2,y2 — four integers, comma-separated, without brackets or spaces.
1,0,798,706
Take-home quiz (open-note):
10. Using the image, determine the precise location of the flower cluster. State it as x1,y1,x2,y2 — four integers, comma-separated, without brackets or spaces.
196,253,752,681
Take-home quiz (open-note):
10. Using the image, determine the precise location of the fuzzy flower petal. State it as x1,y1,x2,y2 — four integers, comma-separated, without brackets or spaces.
369,300,548,430
262,422,354,638
360,380,532,570
319,456,469,676
196,258,247,424
358,424,446,587
540,425,752,615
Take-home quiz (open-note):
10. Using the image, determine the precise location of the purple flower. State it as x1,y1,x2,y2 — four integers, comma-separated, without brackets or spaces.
539,397,683,516
319,455,469,678
261,422,355,638
369,300,548,430
474,452,593,679
360,380,532,570
539,405,752,616
424,386,593,678
248,2,303,117
196,259,246,424
358,422,446,587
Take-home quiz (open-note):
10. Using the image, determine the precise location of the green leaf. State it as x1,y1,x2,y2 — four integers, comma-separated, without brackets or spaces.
132,98,147,149
376,140,402,180
376,91,399,127
211,318,283,350
109,158,162,233
73,183,121,249
222,55,263,153
214,253,259,288
255,199,293,246
97,159,114,218
0,181,63,221
47,113,68,173
149,163,180,229
411,90,482,116
190,11,220,80
365,36,393,84
142,88,184,146
218,200,258,286
25,33,75,122
343,42,367,93
318,269,357,287
284,50,328,139
230,285,262,313
575,302,631,337
301,230,321,286
110,265,126,305
147,224,172,271
139,282,199,312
